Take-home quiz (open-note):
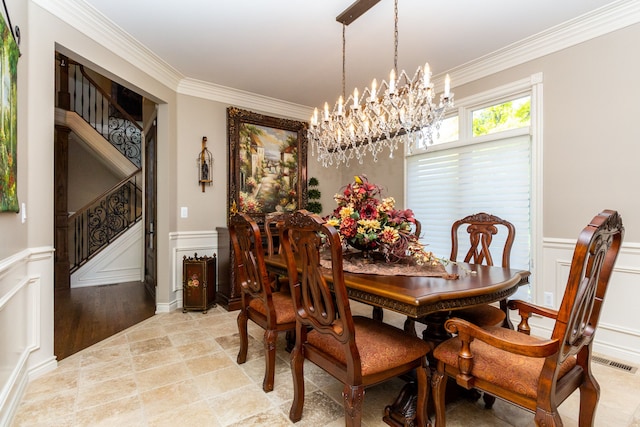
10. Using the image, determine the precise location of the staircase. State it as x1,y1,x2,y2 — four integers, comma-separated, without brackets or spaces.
55,55,145,285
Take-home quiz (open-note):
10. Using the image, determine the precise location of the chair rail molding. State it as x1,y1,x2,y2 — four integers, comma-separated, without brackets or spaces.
0,247,56,426
533,238,640,365
168,230,220,312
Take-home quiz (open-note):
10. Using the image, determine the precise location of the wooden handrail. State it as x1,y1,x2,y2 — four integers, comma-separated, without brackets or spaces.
68,59,142,132
68,170,142,222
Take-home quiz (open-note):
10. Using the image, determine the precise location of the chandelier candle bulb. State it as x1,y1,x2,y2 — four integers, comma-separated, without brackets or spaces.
308,0,454,167
370,78,377,101
423,63,431,87
444,74,451,98
389,69,396,94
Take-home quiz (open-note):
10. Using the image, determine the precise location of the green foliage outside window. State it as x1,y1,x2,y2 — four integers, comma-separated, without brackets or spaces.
473,96,531,137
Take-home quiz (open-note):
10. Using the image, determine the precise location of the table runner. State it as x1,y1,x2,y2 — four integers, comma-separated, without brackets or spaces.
320,251,458,279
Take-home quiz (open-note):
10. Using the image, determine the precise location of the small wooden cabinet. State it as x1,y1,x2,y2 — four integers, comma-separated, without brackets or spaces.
182,253,217,313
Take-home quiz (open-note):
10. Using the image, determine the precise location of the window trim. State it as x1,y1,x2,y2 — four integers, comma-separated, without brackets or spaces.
404,72,544,305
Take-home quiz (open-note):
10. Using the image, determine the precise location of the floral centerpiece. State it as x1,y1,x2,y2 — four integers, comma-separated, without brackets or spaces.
326,175,437,265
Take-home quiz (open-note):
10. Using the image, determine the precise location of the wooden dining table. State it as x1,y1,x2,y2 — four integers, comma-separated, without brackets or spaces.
264,253,529,328
264,253,530,426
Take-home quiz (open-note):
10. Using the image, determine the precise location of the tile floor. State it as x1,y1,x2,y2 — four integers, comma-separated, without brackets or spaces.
10,302,640,427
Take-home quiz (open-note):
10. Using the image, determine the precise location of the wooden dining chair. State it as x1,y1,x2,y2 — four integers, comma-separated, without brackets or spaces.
448,212,516,329
229,213,296,392
264,211,292,289
281,210,431,427
264,211,290,257
432,210,624,427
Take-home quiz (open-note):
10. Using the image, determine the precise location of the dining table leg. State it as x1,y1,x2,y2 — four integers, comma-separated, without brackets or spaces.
383,311,455,426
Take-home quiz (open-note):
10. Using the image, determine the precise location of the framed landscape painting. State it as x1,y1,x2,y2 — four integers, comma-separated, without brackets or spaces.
227,107,308,226
0,12,19,212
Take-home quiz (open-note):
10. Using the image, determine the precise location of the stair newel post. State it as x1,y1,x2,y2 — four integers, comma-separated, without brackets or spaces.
54,125,71,289
57,54,70,110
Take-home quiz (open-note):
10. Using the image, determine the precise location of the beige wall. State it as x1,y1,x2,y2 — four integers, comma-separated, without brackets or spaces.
174,95,228,230
443,23,640,241
175,23,640,241
1,4,639,416
305,147,406,216
5,1,636,298
67,138,121,212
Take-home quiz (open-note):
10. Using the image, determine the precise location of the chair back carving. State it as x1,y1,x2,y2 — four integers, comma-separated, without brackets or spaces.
282,210,431,426
281,211,359,364
451,212,515,268
265,211,292,256
553,210,624,363
432,210,624,426
229,213,275,321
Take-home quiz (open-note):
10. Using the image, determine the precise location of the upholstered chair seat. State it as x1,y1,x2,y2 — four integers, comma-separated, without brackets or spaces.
306,316,430,377
451,304,506,329
248,292,296,324
447,213,516,329
281,210,431,427
229,213,296,393
431,210,624,427
434,325,577,399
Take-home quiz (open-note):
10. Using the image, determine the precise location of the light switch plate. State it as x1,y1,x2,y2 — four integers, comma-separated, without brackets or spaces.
180,207,188,218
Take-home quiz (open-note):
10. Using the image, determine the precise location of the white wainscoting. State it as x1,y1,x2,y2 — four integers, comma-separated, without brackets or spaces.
70,221,143,288
164,230,219,313
0,247,56,427
528,239,640,366
165,231,640,366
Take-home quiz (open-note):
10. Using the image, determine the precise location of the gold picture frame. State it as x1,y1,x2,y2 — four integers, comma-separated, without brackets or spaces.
0,12,19,212
227,107,308,226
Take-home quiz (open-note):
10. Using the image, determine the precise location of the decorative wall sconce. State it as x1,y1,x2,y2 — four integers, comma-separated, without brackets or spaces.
198,136,213,192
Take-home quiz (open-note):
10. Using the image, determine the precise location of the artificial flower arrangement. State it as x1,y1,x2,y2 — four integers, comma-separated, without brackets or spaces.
326,175,438,265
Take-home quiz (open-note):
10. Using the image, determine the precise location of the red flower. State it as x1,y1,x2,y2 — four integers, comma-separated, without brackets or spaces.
360,200,379,220
340,217,357,238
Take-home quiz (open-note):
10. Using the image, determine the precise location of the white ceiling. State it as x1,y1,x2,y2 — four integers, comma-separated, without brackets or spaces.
83,0,620,108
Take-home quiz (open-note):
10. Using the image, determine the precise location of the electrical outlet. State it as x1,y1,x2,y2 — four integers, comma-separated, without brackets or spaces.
544,291,554,307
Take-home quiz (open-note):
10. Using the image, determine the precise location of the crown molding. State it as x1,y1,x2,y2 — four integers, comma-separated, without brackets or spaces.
177,78,312,121
444,0,640,87
37,0,639,116
34,0,184,89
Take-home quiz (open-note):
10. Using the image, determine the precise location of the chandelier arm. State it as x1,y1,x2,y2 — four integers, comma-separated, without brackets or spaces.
309,0,454,167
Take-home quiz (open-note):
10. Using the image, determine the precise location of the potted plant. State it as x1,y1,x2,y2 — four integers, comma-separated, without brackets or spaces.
306,177,322,214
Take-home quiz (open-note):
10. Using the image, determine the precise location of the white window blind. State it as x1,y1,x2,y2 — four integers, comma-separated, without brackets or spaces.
406,134,532,298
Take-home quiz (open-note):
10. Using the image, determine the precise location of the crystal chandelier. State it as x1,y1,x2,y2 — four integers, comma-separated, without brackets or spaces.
308,0,454,167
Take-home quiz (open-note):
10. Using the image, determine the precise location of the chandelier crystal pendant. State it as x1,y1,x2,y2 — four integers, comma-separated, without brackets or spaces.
308,0,454,167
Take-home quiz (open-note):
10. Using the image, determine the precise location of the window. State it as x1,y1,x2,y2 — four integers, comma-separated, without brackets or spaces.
432,115,459,145
472,96,531,137
406,79,540,302
407,135,531,269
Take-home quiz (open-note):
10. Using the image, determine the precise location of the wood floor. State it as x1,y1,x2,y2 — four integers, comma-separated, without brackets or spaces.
54,281,156,360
